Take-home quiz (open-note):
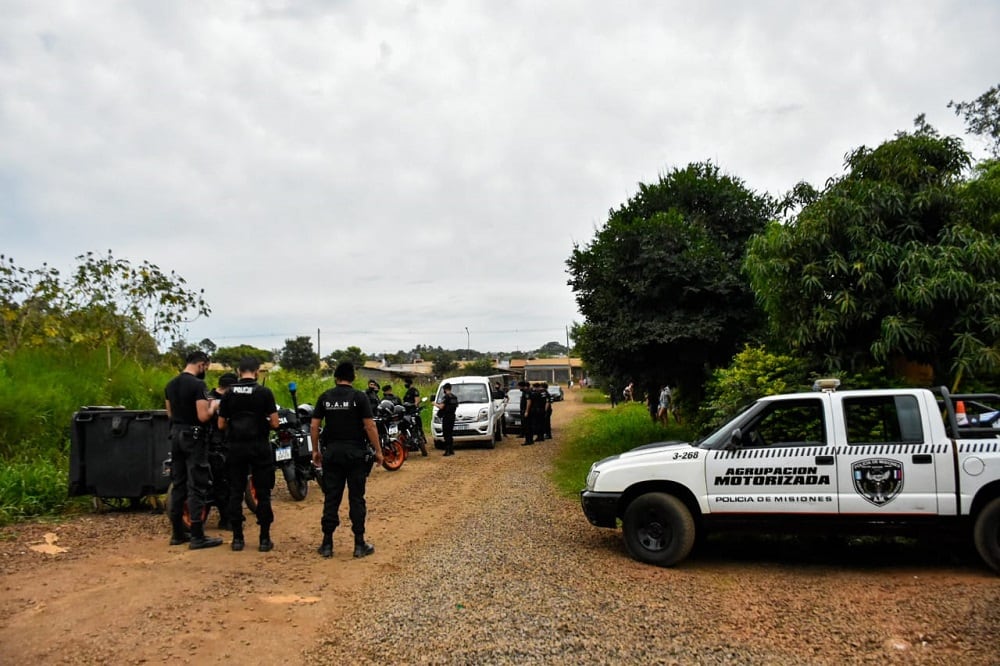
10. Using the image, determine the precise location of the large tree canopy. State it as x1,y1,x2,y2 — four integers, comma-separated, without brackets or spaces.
567,162,773,403
746,124,1000,384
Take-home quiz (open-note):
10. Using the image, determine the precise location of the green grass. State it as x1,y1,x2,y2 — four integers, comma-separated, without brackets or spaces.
551,402,695,496
580,388,611,404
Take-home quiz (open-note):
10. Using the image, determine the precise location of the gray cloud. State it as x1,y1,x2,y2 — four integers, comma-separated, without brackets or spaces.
1,1,997,354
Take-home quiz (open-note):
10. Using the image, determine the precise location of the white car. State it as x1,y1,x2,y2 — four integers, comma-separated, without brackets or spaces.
431,375,508,449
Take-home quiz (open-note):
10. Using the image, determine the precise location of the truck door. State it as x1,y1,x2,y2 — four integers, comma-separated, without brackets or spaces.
705,397,838,514
835,394,938,515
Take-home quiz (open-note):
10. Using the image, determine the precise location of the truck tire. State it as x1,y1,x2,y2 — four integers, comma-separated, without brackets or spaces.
973,497,1000,573
622,492,695,567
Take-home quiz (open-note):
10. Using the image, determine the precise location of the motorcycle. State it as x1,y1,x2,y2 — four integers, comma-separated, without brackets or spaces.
401,398,429,457
162,427,250,529
374,399,407,471
256,381,321,505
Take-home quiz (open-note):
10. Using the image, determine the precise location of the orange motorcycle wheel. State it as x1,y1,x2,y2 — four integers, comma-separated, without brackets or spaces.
381,439,405,471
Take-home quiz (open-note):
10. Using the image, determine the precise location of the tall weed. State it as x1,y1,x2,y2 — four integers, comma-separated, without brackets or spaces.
551,402,695,496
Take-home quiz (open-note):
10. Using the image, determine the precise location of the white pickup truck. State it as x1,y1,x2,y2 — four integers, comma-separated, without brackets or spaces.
580,381,1000,572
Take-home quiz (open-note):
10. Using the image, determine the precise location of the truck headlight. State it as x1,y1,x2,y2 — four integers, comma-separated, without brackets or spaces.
586,467,600,491
478,408,489,422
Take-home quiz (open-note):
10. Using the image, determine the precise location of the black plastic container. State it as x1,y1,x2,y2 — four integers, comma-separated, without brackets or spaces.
68,407,171,499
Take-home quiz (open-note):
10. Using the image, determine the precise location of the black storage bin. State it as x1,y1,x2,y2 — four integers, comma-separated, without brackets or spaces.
69,407,171,498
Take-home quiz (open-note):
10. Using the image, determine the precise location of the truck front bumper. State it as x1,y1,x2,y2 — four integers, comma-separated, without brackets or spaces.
580,490,620,528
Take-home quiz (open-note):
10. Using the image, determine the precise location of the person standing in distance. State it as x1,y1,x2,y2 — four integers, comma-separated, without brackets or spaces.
402,378,427,456
403,378,420,406
311,362,383,559
164,350,223,550
382,384,402,406
218,357,279,552
207,372,238,530
435,382,458,456
365,379,381,411
518,381,533,446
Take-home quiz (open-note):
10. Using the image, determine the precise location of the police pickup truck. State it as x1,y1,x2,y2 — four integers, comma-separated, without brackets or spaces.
580,381,1000,572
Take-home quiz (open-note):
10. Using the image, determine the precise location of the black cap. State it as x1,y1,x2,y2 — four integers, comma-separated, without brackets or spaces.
218,373,238,388
334,362,356,381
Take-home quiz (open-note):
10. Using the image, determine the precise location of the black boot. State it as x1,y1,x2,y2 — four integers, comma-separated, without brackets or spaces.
353,536,374,558
169,517,190,546
231,523,244,552
258,525,273,552
317,534,333,558
189,521,222,550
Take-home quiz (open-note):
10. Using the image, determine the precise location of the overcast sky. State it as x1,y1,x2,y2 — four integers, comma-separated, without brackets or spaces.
2,1,997,357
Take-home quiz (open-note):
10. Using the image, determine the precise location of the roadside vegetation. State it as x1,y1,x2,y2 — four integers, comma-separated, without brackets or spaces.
551,400,695,496
0,350,434,527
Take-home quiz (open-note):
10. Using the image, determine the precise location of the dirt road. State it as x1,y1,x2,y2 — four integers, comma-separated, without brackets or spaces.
2,390,999,664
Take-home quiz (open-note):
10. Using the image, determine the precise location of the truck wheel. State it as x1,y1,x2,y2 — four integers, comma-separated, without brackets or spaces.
973,497,1000,573
622,492,695,567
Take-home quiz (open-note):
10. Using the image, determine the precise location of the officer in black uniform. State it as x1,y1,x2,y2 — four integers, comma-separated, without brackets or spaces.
218,357,279,552
542,382,553,440
402,378,426,454
518,381,533,445
382,384,402,406
164,350,223,550
311,362,383,559
435,382,459,456
207,372,238,529
365,379,381,411
529,382,548,444
403,378,420,406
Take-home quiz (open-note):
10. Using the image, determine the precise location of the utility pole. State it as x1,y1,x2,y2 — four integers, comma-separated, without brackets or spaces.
465,326,470,359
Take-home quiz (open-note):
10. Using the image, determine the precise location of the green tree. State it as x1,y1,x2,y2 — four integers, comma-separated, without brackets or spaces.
746,122,1000,385
66,250,210,362
535,341,568,357
433,352,458,377
461,358,496,376
1,251,210,367
278,336,319,372
0,256,62,354
213,344,273,369
567,162,773,406
949,83,1000,158
323,345,367,370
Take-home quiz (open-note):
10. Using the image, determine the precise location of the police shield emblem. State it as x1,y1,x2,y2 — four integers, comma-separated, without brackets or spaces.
852,458,904,507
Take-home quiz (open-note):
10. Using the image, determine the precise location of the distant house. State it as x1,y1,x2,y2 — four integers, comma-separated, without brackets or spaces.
522,357,584,385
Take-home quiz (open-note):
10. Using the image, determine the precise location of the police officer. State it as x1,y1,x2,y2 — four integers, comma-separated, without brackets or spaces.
518,381,533,445
541,382,553,440
530,382,548,443
207,372,238,530
365,379,381,411
164,350,223,550
403,378,427,456
435,382,458,456
382,384,402,406
403,378,420,406
311,362,383,559
218,357,279,552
